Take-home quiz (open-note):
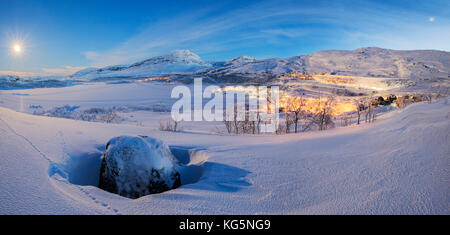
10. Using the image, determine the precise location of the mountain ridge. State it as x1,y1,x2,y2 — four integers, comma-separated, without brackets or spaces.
6,47,446,81
72,47,449,80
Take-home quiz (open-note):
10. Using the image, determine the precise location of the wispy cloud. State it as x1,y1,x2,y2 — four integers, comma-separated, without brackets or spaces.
260,29,308,38
0,65,89,77
0,70,40,77
41,66,88,75
81,0,450,66
81,1,325,65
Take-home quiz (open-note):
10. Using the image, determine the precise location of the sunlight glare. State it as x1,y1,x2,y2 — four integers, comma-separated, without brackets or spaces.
13,44,22,53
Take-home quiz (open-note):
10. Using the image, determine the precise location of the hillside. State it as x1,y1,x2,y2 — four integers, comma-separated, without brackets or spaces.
302,47,450,78
202,47,450,79
68,50,212,81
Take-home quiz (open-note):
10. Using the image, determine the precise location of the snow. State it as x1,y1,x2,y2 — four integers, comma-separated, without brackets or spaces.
0,82,177,114
201,47,450,79
302,47,450,78
135,50,206,65
0,82,448,214
224,56,257,66
68,50,212,81
0,46,448,214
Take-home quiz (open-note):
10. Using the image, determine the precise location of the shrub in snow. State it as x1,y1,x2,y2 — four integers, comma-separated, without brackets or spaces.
98,136,181,199
159,119,179,132
35,105,123,123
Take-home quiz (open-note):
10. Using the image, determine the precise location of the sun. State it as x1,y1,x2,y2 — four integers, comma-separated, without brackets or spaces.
13,43,22,53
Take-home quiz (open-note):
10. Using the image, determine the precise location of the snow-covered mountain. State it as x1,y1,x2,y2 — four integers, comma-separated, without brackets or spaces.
1,47,448,89
66,47,450,81
203,56,304,76
69,50,212,80
224,56,257,66
201,47,450,79
130,49,206,66
301,47,450,78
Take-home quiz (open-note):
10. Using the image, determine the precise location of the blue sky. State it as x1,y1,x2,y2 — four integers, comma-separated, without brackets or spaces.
0,0,449,76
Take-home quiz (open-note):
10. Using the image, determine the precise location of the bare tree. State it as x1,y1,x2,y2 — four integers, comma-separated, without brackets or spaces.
159,119,179,132
341,113,351,127
99,111,121,124
364,98,374,123
285,96,306,133
223,104,258,135
223,120,233,134
301,115,314,132
314,96,336,131
284,111,292,133
276,122,286,135
354,100,364,125
424,93,433,104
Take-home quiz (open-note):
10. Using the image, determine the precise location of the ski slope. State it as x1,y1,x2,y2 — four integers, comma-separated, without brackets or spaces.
0,95,448,214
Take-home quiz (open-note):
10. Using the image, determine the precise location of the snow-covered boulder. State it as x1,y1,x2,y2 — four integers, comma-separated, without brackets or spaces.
98,136,181,199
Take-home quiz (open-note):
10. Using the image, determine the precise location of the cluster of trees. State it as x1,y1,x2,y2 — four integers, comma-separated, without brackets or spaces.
222,95,340,135
400,92,442,106
162,89,449,135
355,98,376,125
279,96,336,134
223,104,264,134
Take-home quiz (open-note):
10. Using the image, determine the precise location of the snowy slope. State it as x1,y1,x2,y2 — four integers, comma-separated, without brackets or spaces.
0,96,448,214
225,56,257,66
302,47,450,78
201,47,450,79
69,50,212,81
204,56,304,76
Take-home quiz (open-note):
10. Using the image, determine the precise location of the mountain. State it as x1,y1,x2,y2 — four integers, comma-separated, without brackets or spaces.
301,47,450,78
67,47,450,81
130,49,206,66
203,56,304,77
201,47,450,79
69,50,211,80
224,56,257,66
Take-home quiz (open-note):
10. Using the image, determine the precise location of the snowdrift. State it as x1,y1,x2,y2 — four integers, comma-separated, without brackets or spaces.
0,98,448,214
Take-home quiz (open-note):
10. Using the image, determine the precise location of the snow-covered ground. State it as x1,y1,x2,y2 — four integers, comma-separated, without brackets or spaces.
0,80,448,214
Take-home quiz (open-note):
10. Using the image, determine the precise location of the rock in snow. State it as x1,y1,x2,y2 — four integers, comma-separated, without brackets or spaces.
98,136,181,199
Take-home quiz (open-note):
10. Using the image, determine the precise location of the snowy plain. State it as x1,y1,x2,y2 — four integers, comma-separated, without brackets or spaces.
0,81,448,214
